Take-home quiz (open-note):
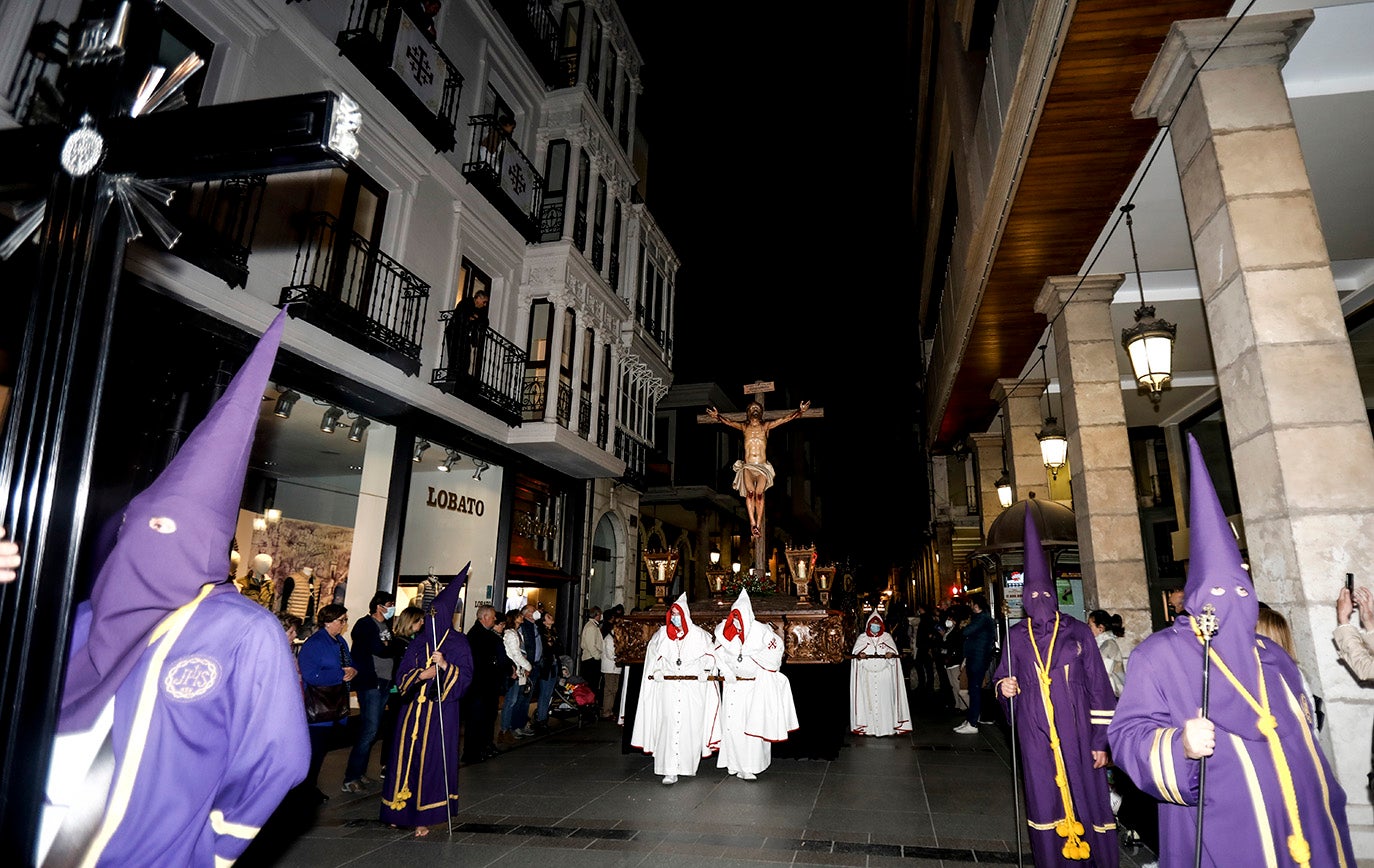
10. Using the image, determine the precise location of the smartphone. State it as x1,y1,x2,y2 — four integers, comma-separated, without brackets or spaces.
1349,573,1358,609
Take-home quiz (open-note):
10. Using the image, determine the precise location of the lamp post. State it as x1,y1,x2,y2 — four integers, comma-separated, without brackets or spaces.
642,549,678,607
995,469,1013,509
1119,204,1176,407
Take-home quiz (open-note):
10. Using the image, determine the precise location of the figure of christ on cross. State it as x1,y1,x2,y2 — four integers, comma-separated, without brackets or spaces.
702,389,819,539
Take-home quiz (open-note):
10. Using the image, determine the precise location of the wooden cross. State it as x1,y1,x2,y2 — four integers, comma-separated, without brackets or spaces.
0,2,359,849
697,381,823,578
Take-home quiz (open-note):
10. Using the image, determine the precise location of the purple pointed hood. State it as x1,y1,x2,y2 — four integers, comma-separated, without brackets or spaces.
402,562,470,678
59,309,288,733
1183,433,1260,724
1021,497,1059,636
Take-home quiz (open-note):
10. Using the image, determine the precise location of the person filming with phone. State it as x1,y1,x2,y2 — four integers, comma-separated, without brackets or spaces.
1335,575,1374,680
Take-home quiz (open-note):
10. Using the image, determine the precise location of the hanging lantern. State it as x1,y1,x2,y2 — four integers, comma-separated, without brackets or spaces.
1119,204,1176,407
1037,417,1069,480
994,469,1013,509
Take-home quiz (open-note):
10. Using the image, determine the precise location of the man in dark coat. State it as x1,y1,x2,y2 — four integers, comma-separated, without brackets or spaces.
461,604,506,763
953,593,997,732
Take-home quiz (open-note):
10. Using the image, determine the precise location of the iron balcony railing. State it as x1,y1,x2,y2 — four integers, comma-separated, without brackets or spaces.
6,20,66,127
597,406,609,449
607,249,620,290
431,308,525,426
615,428,648,490
462,114,545,243
539,198,564,243
488,0,575,89
166,175,267,289
522,369,546,423
591,224,604,270
337,0,464,153
281,211,429,376
556,380,572,427
572,209,587,251
577,394,592,438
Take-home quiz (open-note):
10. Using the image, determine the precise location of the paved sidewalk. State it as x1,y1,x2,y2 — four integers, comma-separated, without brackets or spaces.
239,701,1161,867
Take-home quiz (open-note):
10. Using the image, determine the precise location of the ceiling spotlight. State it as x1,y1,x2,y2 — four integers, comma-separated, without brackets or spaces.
413,439,431,463
471,458,490,481
273,389,301,418
320,405,344,433
438,449,460,472
347,416,370,442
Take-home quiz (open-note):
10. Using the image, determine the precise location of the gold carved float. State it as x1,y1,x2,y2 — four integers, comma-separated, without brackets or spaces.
611,597,853,665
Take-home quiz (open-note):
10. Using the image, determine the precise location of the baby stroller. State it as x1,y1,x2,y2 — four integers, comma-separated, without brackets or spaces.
549,654,598,726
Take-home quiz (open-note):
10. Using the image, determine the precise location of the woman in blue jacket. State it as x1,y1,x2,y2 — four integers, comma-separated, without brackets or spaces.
298,603,356,802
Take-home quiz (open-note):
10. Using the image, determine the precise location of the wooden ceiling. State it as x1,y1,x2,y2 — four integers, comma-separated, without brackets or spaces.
935,0,1235,449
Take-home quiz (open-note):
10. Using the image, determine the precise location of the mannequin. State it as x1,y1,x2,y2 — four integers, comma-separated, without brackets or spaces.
280,565,316,623
419,569,442,613
239,553,275,610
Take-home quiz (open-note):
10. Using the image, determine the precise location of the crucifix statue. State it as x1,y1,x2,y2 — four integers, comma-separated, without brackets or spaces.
698,381,822,574
0,1,359,852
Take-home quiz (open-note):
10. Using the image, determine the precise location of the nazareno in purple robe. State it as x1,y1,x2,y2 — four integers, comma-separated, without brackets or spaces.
1108,435,1353,867
993,502,1119,867
381,564,474,829
41,309,310,866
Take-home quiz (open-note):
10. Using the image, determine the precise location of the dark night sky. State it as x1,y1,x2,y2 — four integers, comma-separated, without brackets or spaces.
619,3,927,574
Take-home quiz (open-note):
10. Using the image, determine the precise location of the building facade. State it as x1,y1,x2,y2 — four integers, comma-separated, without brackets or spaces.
913,0,1374,852
0,0,678,846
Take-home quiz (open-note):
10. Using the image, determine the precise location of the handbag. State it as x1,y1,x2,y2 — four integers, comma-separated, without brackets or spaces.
305,682,349,724
305,638,351,724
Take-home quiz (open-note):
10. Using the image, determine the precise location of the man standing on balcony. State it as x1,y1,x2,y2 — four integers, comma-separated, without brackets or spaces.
445,288,489,383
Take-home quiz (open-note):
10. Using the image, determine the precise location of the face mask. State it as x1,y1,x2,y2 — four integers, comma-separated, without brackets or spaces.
945,620,954,629
670,612,682,627
384,606,395,619
533,611,543,622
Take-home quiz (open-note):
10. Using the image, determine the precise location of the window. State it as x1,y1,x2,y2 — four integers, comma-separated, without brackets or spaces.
573,151,590,252
523,299,554,422
592,176,607,270
455,258,491,307
558,308,576,427
541,139,570,242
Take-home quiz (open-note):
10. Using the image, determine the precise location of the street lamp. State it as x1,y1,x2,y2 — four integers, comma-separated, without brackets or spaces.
1119,204,1175,407
1035,345,1068,480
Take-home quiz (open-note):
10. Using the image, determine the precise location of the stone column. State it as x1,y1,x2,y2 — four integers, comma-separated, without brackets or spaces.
1137,10,1374,829
1035,274,1150,646
969,432,1007,538
991,377,1051,503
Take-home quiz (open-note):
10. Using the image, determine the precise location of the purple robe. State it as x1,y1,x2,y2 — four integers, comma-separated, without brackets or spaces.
64,584,308,865
1107,621,1353,868
994,614,1120,867
381,569,474,828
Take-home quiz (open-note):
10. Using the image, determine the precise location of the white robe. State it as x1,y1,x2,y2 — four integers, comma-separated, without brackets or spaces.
630,609,720,777
849,628,911,737
713,614,798,776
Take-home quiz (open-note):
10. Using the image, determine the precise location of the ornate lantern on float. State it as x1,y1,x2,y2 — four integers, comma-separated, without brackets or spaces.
642,548,678,607
705,547,731,599
784,545,818,604
813,564,836,607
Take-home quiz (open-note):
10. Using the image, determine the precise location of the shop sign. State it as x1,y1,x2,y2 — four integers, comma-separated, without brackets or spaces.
425,486,485,515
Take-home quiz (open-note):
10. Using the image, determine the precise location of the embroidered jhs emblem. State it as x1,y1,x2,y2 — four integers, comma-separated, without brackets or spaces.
164,656,220,701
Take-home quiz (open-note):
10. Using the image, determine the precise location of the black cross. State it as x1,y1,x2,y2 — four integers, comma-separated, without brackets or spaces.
0,1,360,852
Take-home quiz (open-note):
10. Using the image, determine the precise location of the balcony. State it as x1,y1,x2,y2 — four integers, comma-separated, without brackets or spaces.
577,394,592,438
336,0,464,153
461,115,545,243
280,211,429,376
489,0,579,90
522,373,572,427
166,175,267,289
430,309,526,426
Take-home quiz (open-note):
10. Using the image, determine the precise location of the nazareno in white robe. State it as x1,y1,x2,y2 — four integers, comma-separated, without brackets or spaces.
849,613,912,737
713,589,799,776
630,594,720,776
